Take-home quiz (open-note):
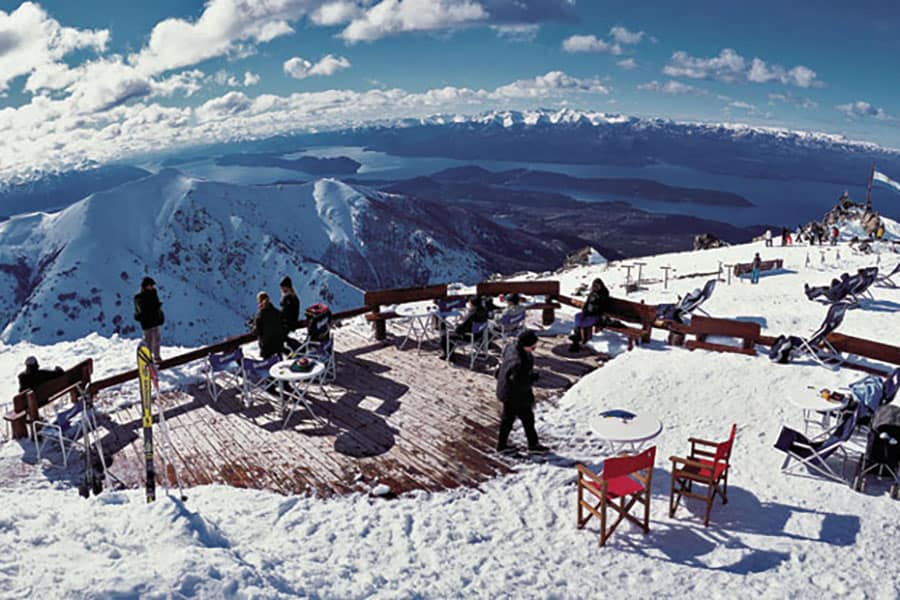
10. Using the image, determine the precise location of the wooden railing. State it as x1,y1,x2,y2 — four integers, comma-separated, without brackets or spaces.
4,359,93,439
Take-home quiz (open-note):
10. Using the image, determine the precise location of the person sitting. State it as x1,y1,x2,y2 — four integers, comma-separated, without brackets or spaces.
440,296,492,359
500,293,527,321
18,356,64,392
569,278,609,352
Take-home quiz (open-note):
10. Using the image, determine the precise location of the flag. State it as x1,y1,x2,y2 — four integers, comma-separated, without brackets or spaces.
873,170,900,194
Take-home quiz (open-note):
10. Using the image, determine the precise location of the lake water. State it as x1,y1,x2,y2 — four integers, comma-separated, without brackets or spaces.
172,146,895,228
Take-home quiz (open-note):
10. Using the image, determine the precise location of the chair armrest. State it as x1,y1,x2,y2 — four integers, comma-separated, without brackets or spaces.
670,456,719,472
688,437,718,446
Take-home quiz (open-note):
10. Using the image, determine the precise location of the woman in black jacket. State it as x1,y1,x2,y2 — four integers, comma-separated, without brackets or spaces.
134,276,165,362
569,278,609,352
254,291,285,359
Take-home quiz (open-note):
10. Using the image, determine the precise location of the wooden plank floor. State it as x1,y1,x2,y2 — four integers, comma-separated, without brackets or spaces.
84,324,602,498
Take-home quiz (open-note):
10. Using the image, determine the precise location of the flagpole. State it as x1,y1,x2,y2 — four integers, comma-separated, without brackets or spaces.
865,162,874,211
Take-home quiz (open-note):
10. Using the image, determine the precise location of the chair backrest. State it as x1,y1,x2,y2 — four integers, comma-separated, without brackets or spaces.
242,355,280,383
471,320,490,335
808,302,848,346
209,347,244,372
436,297,467,313
714,424,738,465
53,400,85,434
602,446,656,480
850,375,885,416
499,310,526,328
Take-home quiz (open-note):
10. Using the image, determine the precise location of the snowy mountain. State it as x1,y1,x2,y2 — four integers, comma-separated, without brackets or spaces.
291,108,900,189
0,170,490,346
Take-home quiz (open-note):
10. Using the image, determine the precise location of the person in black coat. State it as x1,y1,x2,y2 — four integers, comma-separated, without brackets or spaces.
279,276,301,352
253,291,285,359
134,276,165,362
18,356,64,392
569,278,610,352
496,330,549,454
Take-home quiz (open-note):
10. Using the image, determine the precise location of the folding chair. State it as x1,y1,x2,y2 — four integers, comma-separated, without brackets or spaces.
792,302,848,368
669,424,736,526
680,279,716,318
846,267,878,305
447,320,492,369
30,400,87,467
305,338,336,383
240,355,281,407
774,408,862,485
576,446,655,546
875,262,900,288
204,347,245,402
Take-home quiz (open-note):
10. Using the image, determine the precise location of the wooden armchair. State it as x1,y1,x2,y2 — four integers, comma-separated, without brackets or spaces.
669,424,736,527
576,446,656,546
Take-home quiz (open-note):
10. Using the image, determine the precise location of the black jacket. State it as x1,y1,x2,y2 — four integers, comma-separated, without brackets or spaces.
583,286,610,317
18,367,64,392
134,289,165,330
281,293,300,333
254,304,284,358
496,343,537,405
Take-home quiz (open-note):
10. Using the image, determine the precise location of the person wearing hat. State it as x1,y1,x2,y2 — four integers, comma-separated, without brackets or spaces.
134,276,165,362
18,356,64,392
495,329,549,455
279,276,301,352
253,291,285,359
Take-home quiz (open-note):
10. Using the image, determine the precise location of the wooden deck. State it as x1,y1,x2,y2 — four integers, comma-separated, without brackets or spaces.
85,325,601,497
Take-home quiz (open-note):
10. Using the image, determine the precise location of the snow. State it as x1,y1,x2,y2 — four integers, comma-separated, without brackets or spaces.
1,235,899,598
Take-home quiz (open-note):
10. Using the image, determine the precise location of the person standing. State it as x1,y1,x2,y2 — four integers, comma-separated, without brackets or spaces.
831,225,839,246
496,330,549,455
279,276,301,352
750,252,762,284
764,229,773,247
134,276,165,362
253,291,285,359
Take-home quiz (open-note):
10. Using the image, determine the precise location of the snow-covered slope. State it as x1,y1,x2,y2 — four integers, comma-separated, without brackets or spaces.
1,233,899,598
0,170,485,346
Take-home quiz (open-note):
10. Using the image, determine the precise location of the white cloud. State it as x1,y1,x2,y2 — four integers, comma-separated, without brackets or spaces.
339,0,488,42
609,26,644,45
663,48,821,88
768,92,817,109
491,24,540,42
310,1,361,25
0,70,612,183
1,2,108,92
491,71,609,98
616,58,638,71
284,55,351,79
637,80,704,95
129,0,317,76
836,100,892,121
728,100,756,111
562,34,622,55
243,71,261,86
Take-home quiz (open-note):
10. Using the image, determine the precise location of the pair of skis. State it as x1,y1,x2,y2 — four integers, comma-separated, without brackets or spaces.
137,342,186,502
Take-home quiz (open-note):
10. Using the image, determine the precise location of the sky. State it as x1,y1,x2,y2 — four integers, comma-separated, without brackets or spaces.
1,0,899,182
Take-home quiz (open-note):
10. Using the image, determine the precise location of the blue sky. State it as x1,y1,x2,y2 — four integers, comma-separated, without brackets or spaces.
1,0,899,180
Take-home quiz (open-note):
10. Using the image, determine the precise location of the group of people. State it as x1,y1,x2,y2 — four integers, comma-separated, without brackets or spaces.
253,277,332,360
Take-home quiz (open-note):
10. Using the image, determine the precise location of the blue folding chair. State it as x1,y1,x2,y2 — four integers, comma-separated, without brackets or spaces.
240,355,281,407
204,347,245,403
31,400,87,467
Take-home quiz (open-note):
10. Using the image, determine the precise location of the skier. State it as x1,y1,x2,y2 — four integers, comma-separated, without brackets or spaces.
750,252,762,284
496,330,549,455
134,276,165,363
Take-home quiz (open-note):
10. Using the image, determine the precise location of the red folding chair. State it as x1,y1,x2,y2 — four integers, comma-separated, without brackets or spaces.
576,446,656,546
669,424,736,526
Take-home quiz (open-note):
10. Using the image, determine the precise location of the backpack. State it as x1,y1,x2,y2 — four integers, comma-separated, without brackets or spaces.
305,303,332,342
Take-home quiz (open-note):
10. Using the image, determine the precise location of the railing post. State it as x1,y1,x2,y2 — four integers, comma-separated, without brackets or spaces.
10,392,28,439
372,305,387,341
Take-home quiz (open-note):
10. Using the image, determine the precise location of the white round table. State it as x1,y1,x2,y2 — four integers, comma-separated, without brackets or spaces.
790,391,847,434
590,410,663,455
270,359,326,425
394,303,441,352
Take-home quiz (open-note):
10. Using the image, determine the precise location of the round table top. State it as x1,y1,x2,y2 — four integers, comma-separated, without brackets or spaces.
789,392,847,412
590,410,663,443
395,303,439,318
270,359,325,382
